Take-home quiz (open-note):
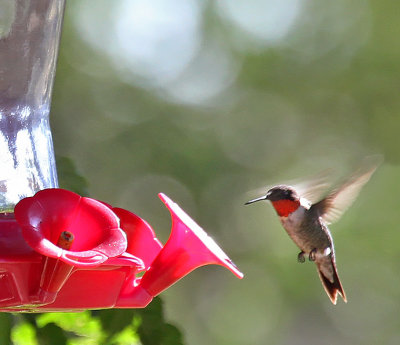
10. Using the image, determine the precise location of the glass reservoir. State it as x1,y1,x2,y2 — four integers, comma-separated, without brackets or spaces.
0,0,65,212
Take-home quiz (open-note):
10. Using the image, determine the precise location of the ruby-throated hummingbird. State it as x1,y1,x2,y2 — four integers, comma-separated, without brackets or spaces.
245,157,381,304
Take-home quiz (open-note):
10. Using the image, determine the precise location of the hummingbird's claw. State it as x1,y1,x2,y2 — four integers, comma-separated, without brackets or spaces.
309,249,317,261
298,251,306,263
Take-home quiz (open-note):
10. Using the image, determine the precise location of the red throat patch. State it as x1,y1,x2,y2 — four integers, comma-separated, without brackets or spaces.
271,199,300,217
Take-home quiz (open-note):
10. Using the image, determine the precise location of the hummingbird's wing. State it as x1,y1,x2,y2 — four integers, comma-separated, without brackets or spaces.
310,155,382,224
295,169,334,205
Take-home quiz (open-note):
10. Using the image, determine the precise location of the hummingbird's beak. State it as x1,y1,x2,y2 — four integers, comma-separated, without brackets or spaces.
245,195,268,205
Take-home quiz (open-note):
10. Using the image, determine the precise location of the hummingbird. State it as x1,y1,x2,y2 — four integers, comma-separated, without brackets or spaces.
245,157,381,304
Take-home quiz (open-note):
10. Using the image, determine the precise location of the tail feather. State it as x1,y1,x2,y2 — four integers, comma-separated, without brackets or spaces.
317,258,347,305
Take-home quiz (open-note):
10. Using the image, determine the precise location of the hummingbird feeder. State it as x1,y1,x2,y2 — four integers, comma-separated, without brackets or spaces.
0,0,243,312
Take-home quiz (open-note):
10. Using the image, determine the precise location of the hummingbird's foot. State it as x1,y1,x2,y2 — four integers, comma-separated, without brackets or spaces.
309,248,317,262
297,251,306,263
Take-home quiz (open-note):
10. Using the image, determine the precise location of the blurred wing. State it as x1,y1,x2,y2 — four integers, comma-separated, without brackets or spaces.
310,155,383,224
295,169,334,204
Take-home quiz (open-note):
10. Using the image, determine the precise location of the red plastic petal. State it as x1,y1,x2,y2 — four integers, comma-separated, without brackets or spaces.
112,208,163,269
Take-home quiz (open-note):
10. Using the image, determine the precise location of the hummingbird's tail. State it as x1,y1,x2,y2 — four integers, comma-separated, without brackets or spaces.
316,255,347,305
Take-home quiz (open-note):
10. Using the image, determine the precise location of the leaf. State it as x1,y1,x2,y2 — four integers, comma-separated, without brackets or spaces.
0,313,12,345
136,297,163,345
36,323,68,345
10,321,37,345
136,297,184,345
161,324,184,345
96,309,136,342
56,156,89,196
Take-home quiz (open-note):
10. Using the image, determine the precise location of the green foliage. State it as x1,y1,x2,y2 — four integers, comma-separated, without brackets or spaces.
93,297,184,345
8,299,184,345
0,313,12,345
11,320,36,345
56,156,89,196
12,314,70,345
96,309,137,344
135,298,184,345
35,323,69,345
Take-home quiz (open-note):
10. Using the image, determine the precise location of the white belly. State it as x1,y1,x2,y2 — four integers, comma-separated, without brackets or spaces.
279,205,327,252
280,206,306,242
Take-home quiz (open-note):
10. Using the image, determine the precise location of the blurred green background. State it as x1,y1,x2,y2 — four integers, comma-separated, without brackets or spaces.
45,0,400,344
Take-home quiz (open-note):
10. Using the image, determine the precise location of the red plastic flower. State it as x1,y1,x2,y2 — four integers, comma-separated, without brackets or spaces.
14,189,127,267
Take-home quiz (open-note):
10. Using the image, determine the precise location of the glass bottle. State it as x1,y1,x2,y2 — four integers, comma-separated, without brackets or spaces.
0,0,65,213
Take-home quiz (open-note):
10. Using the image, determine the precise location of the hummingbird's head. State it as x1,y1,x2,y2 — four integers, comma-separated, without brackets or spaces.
245,185,300,217
264,185,299,202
